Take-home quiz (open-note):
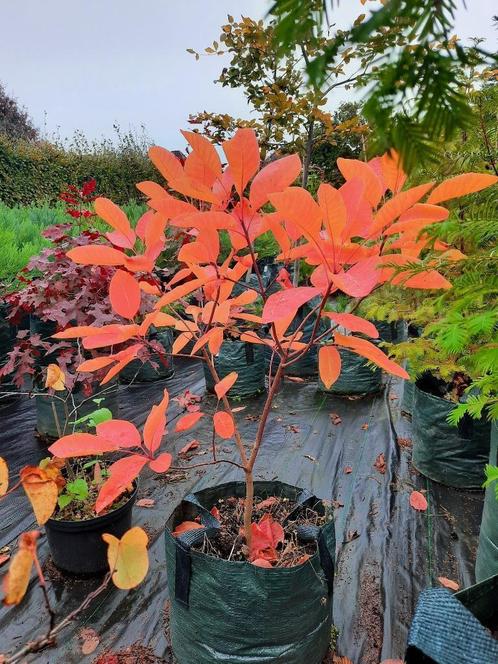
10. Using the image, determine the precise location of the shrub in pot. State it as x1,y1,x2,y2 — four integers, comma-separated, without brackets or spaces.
51,128,496,662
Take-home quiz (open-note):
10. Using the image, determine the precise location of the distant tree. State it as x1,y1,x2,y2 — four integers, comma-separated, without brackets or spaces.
0,83,38,141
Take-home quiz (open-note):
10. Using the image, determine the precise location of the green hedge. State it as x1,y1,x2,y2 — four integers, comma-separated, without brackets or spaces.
0,135,162,206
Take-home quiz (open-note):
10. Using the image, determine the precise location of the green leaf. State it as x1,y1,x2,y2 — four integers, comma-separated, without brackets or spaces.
58,494,73,509
483,464,498,500
66,478,89,501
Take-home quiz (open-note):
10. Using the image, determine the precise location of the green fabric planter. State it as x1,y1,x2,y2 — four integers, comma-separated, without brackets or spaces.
476,421,498,582
164,481,335,664
402,380,416,415
204,340,266,398
318,347,383,396
119,329,175,383
412,383,491,488
373,320,408,344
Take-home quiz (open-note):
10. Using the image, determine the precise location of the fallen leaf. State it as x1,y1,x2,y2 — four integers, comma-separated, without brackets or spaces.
256,497,278,510
361,423,369,430
3,531,39,605
252,558,273,568
332,500,344,509
438,576,460,591
80,628,100,655
374,453,386,474
249,514,284,563
398,437,412,449
344,466,352,474
286,376,305,383
0,458,8,496
333,656,353,664
389,392,398,401
410,490,428,511
295,554,311,565
330,413,342,425
210,506,221,520
179,440,200,455
102,527,149,590
345,529,360,543
231,406,246,413
136,498,155,508
172,521,204,536
304,454,317,463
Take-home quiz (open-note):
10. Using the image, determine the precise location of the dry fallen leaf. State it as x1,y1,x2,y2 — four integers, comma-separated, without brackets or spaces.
286,375,305,383
344,466,352,474
136,498,155,508
374,452,386,474
172,521,204,536
256,497,278,510
438,576,460,591
361,423,369,430
398,437,412,449
3,531,39,606
179,440,200,455
79,627,100,655
330,413,342,425
333,656,353,664
345,529,360,543
0,458,8,497
409,490,428,511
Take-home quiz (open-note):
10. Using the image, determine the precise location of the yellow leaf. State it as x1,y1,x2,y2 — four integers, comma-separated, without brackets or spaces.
3,531,39,606
0,457,8,496
20,467,59,525
103,527,149,590
45,363,66,391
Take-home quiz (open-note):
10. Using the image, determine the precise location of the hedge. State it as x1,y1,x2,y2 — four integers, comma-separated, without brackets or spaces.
0,135,162,206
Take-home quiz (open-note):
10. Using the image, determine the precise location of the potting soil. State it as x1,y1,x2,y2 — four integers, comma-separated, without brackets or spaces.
0,360,486,663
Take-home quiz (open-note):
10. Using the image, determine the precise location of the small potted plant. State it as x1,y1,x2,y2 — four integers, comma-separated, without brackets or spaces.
52,128,497,663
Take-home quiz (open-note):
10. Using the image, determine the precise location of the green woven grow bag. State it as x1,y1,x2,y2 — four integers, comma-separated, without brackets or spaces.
374,320,408,344
412,384,491,488
402,380,415,415
35,382,119,439
406,575,498,663
204,340,265,398
476,421,498,582
120,329,175,383
164,481,335,664
318,347,383,396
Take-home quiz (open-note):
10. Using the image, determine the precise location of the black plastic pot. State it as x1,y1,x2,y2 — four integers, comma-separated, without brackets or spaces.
119,328,175,383
204,339,266,398
45,484,137,575
405,575,498,663
475,421,498,582
411,380,491,488
35,382,119,440
164,481,335,664
318,346,383,396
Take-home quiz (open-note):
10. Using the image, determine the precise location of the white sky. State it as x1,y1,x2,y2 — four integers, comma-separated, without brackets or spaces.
1,0,496,150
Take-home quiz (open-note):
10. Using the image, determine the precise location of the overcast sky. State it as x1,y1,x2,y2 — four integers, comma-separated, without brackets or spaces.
1,1,496,151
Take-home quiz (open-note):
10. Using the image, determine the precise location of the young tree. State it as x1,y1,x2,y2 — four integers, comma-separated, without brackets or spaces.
0,83,38,141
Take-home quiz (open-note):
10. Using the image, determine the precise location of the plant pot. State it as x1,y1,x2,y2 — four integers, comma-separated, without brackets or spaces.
475,421,498,582
374,319,408,344
119,329,175,383
402,379,416,415
45,484,137,575
411,381,491,488
318,346,383,396
164,481,335,664
203,340,266,398
0,302,16,361
35,382,120,440
405,574,498,663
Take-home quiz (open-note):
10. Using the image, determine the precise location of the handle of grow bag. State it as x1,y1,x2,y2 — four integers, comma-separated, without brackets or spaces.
173,494,221,608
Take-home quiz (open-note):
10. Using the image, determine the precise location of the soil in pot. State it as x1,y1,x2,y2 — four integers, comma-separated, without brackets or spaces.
165,481,335,664
46,460,137,575
411,372,491,488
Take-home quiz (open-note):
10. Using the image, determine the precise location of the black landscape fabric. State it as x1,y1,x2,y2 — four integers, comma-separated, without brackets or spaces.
0,359,485,663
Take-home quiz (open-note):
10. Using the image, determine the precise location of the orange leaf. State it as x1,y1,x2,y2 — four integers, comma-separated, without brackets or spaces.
262,287,320,323
175,411,204,432
213,411,235,439
409,490,428,511
109,270,141,319
143,389,169,454
155,278,206,309
3,531,39,605
323,312,379,338
67,245,126,266
94,198,135,246
96,455,148,514
179,440,200,455
249,153,301,210
0,457,8,496
77,356,115,372
318,183,347,244
372,182,434,234
148,452,172,473
181,130,222,183
148,146,184,183
252,558,273,568
437,576,460,591
20,467,58,525
337,158,383,207
380,149,407,193
214,372,238,399
103,526,149,589
45,363,66,391
334,333,409,379
96,420,142,448
223,128,260,196
318,345,341,390
427,173,498,204
270,187,322,243
332,257,380,297
48,433,120,457
82,324,140,350
398,270,451,290
249,514,285,562
173,521,204,536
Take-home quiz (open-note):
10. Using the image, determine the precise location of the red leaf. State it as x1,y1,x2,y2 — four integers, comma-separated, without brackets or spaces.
109,270,141,319
262,287,320,323
409,490,428,511
213,411,235,439
143,390,169,454
96,420,142,448
174,411,204,432
318,345,341,389
398,270,451,290
95,455,148,513
214,372,238,399
334,333,409,379
324,312,379,338
437,576,460,591
249,514,285,562
172,521,204,537
332,257,379,297
149,452,172,473
67,245,125,266
249,153,301,210
222,128,260,196
48,433,119,458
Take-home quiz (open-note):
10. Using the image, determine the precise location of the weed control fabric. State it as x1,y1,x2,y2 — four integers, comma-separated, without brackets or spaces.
0,359,486,663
